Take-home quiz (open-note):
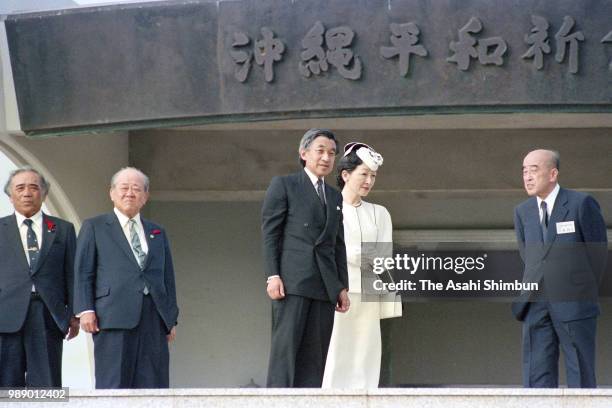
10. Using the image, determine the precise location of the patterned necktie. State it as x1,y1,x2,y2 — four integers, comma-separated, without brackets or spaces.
540,201,548,242
24,219,39,271
316,178,326,206
129,219,146,268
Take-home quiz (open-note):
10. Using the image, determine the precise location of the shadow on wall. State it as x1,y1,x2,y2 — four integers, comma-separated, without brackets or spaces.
0,149,17,215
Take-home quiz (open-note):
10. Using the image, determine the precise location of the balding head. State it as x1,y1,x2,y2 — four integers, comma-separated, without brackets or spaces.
109,167,150,218
111,167,149,192
522,149,560,199
525,149,559,171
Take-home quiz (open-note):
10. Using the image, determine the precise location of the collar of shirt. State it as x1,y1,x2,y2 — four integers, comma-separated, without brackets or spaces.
113,207,142,230
536,183,560,217
113,207,148,255
15,209,43,229
303,167,323,188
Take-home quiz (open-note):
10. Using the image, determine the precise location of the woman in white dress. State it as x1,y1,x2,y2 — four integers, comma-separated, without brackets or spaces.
322,142,398,389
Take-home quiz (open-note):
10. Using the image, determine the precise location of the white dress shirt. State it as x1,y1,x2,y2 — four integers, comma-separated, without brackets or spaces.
537,183,560,222
15,210,43,292
304,166,326,203
113,207,148,259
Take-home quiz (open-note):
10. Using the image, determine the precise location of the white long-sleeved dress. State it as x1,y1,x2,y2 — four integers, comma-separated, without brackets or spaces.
322,200,393,389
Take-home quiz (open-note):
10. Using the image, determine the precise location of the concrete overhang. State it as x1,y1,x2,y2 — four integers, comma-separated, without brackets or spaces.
0,0,610,137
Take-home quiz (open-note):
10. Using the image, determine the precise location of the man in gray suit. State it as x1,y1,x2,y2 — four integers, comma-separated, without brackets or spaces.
513,149,607,387
74,167,178,388
262,128,350,387
0,167,78,387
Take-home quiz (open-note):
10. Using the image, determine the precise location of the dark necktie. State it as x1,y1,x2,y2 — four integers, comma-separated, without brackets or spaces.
540,201,548,242
316,178,326,206
23,219,40,271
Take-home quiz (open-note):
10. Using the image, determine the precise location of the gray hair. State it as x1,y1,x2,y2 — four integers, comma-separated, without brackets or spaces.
548,150,560,171
534,149,560,171
3,166,50,197
110,167,150,192
297,128,338,167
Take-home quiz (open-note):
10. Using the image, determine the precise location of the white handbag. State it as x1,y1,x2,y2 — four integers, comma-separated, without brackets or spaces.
379,270,403,319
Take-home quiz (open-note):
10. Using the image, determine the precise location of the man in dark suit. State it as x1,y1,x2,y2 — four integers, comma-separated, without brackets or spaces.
262,128,350,387
0,167,78,387
513,149,607,388
74,167,179,389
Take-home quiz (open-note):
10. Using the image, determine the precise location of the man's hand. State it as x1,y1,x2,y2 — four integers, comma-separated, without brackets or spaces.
167,326,177,343
66,316,80,340
267,276,285,300
79,311,100,333
336,289,350,313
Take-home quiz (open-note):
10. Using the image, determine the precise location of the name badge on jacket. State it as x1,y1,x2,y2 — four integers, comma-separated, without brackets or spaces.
556,221,575,234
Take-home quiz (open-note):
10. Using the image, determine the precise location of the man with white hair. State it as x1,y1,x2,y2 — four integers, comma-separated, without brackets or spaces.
0,167,78,387
513,149,607,388
74,167,179,388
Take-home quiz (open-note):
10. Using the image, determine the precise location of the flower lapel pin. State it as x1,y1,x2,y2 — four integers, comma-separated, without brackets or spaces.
45,219,56,233
150,229,162,239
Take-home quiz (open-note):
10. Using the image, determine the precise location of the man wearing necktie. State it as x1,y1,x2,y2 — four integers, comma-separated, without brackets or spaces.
262,128,350,387
0,167,78,387
74,167,179,388
512,149,607,388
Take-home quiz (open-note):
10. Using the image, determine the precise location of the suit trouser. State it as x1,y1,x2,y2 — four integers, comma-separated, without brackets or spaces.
522,302,597,388
93,295,169,389
267,294,335,387
0,295,64,387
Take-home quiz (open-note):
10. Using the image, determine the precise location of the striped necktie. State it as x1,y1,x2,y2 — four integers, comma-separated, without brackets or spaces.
129,218,146,268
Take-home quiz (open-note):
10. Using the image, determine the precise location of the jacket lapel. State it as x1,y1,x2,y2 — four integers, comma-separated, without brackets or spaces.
526,198,542,241
106,213,141,268
541,188,569,258
3,215,30,272
141,220,160,270
300,170,326,221
32,214,57,275
316,182,338,245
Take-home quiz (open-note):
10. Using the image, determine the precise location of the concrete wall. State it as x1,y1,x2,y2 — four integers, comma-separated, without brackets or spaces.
147,201,269,387
132,127,612,228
